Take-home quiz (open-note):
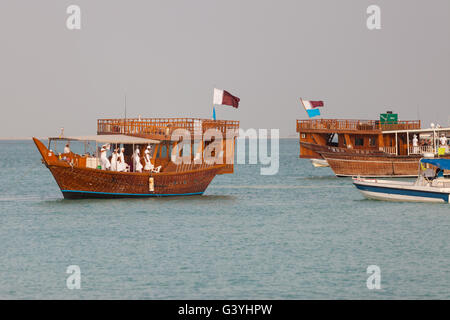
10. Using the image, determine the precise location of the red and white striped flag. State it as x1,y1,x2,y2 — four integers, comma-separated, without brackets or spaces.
213,88,240,108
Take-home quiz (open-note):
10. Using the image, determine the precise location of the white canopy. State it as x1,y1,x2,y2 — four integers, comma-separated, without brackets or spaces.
49,134,160,144
382,127,450,134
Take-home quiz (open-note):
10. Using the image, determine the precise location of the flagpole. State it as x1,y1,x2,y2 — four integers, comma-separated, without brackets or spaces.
124,93,127,120
213,85,216,120
124,93,127,134
300,97,309,119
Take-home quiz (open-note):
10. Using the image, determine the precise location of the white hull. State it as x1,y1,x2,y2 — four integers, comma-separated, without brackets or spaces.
358,190,446,203
353,178,450,203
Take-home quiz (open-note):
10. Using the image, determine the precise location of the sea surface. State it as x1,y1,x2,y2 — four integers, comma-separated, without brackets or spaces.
0,139,449,299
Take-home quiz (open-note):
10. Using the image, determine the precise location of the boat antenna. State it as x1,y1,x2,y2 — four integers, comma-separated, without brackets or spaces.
416,105,420,123
124,93,127,120
123,93,127,134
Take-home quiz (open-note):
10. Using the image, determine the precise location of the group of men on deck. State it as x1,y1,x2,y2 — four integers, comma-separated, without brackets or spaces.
100,144,128,172
100,144,161,173
412,133,448,154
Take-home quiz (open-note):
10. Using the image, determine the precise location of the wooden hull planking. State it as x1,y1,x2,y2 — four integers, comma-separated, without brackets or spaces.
48,164,220,198
320,152,422,177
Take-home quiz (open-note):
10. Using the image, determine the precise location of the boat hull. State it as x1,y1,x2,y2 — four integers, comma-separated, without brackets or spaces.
353,179,450,203
320,152,421,177
46,163,220,199
33,137,223,199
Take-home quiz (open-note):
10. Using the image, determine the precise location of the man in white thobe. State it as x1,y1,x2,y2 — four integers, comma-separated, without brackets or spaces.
64,143,71,154
100,145,111,170
440,134,447,147
117,147,129,172
412,134,419,154
144,146,152,171
111,148,118,171
133,148,143,173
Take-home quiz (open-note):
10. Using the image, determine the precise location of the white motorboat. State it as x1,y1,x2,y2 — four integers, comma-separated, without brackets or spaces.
353,158,450,203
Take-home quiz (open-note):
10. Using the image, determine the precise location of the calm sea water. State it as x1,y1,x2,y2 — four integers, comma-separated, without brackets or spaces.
0,139,449,299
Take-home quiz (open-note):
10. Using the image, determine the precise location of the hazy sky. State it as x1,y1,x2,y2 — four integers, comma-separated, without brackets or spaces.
0,0,449,138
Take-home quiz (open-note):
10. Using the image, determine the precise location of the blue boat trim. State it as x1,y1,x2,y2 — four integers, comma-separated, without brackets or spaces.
354,183,449,202
61,190,204,197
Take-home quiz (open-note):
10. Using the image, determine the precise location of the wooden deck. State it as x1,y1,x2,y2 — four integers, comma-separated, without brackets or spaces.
98,118,240,140
296,119,421,134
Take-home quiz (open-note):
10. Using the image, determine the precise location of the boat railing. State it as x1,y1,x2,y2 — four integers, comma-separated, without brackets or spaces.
379,146,397,155
379,122,421,131
323,145,384,155
163,161,220,173
409,145,435,155
98,118,240,139
296,119,421,132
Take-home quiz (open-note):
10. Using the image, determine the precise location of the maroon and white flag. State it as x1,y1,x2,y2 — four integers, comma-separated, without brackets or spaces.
213,88,240,108
302,99,324,108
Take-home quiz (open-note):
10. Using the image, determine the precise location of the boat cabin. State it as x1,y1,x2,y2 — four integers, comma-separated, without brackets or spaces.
47,117,240,174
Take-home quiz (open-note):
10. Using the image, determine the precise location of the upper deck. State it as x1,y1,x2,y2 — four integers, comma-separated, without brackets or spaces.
296,119,421,134
98,118,240,141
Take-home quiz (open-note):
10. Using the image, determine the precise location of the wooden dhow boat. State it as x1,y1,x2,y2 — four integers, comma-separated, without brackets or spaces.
353,158,450,203
318,148,422,177
297,115,450,177
33,117,239,199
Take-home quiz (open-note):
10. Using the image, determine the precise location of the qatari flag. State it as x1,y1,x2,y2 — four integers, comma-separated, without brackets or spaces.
213,88,240,108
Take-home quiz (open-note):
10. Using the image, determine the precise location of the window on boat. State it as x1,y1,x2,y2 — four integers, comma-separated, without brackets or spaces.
167,144,172,159
49,139,97,157
355,137,364,146
160,145,167,158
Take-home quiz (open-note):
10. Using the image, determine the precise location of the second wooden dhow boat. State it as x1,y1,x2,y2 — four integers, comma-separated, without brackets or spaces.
319,150,421,177
296,116,450,177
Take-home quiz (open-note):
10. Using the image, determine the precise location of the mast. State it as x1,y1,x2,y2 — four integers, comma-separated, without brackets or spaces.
124,93,127,134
